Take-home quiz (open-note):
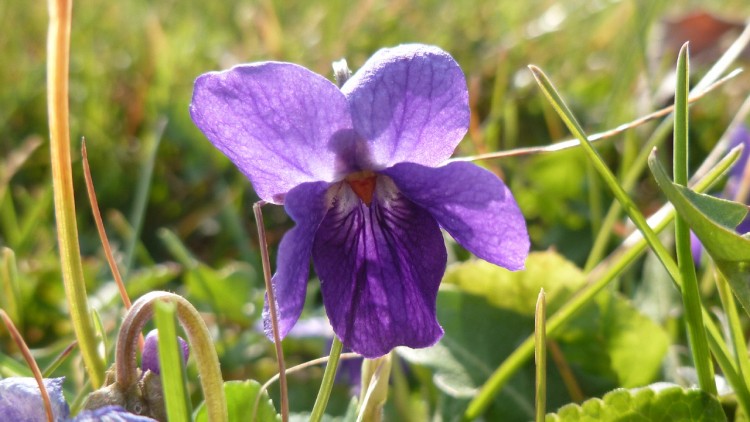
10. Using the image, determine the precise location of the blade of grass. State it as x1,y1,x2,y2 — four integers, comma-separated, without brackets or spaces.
672,43,716,394
42,341,77,378
154,300,191,422
47,0,104,388
1,248,21,326
82,139,132,309
122,117,166,279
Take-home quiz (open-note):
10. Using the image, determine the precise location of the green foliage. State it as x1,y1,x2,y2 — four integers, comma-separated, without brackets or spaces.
399,252,668,421
649,152,750,315
546,385,726,422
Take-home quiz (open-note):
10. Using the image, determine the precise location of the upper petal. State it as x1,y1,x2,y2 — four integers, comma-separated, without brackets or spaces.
0,377,70,422
383,161,529,270
342,44,469,169
190,63,355,203
263,181,331,339
312,177,446,358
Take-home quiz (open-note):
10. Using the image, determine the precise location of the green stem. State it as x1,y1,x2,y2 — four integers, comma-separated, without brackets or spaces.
47,0,104,388
116,291,227,422
672,44,716,395
310,336,344,422
534,289,546,422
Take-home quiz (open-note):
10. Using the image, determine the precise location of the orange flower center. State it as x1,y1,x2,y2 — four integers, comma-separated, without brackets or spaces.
346,171,377,205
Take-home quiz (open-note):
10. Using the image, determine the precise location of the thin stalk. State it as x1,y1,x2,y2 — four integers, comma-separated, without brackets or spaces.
81,140,131,309
0,309,54,422
534,289,546,422
47,0,104,388
462,89,745,421
672,44,716,394
253,201,289,422
310,336,344,422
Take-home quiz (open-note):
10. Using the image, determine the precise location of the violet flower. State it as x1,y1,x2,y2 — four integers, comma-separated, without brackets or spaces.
692,125,750,264
141,329,189,375
190,44,529,357
0,377,156,421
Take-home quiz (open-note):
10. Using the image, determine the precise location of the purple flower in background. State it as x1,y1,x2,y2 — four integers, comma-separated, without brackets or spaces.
692,125,750,264
141,329,190,375
0,377,69,422
190,44,529,357
0,377,156,421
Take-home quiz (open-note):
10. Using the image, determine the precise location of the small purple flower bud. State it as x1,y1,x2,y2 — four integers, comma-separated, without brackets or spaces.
141,329,189,375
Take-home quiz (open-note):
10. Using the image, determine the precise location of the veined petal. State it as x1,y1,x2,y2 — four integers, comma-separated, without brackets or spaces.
342,44,469,169
190,63,355,203
263,181,331,339
0,377,70,422
384,161,529,270
313,177,446,358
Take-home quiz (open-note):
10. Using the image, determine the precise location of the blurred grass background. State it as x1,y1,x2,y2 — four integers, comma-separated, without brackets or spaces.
2,0,750,416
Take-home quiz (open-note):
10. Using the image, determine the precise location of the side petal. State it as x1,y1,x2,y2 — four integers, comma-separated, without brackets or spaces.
342,44,469,169
312,178,446,358
0,377,70,422
190,63,354,203
383,161,529,270
263,181,331,339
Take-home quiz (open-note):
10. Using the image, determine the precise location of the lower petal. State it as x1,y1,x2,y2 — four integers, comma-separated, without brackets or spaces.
383,161,529,270
313,179,446,358
263,181,330,340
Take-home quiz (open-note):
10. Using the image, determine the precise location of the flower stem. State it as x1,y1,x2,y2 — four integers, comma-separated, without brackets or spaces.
534,289,546,422
672,43,716,395
309,336,344,422
47,0,105,388
115,291,227,422
253,201,289,421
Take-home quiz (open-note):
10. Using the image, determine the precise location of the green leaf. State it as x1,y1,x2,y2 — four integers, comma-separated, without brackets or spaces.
648,151,750,314
194,380,280,422
546,384,726,421
399,252,669,421
442,252,586,316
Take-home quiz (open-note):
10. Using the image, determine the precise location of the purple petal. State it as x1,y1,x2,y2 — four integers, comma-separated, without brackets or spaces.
727,125,750,182
190,63,355,203
73,405,158,421
0,377,69,421
312,177,446,358
383,161,529,270
342,44,469,169
263,181,331,339
141,329,190,375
